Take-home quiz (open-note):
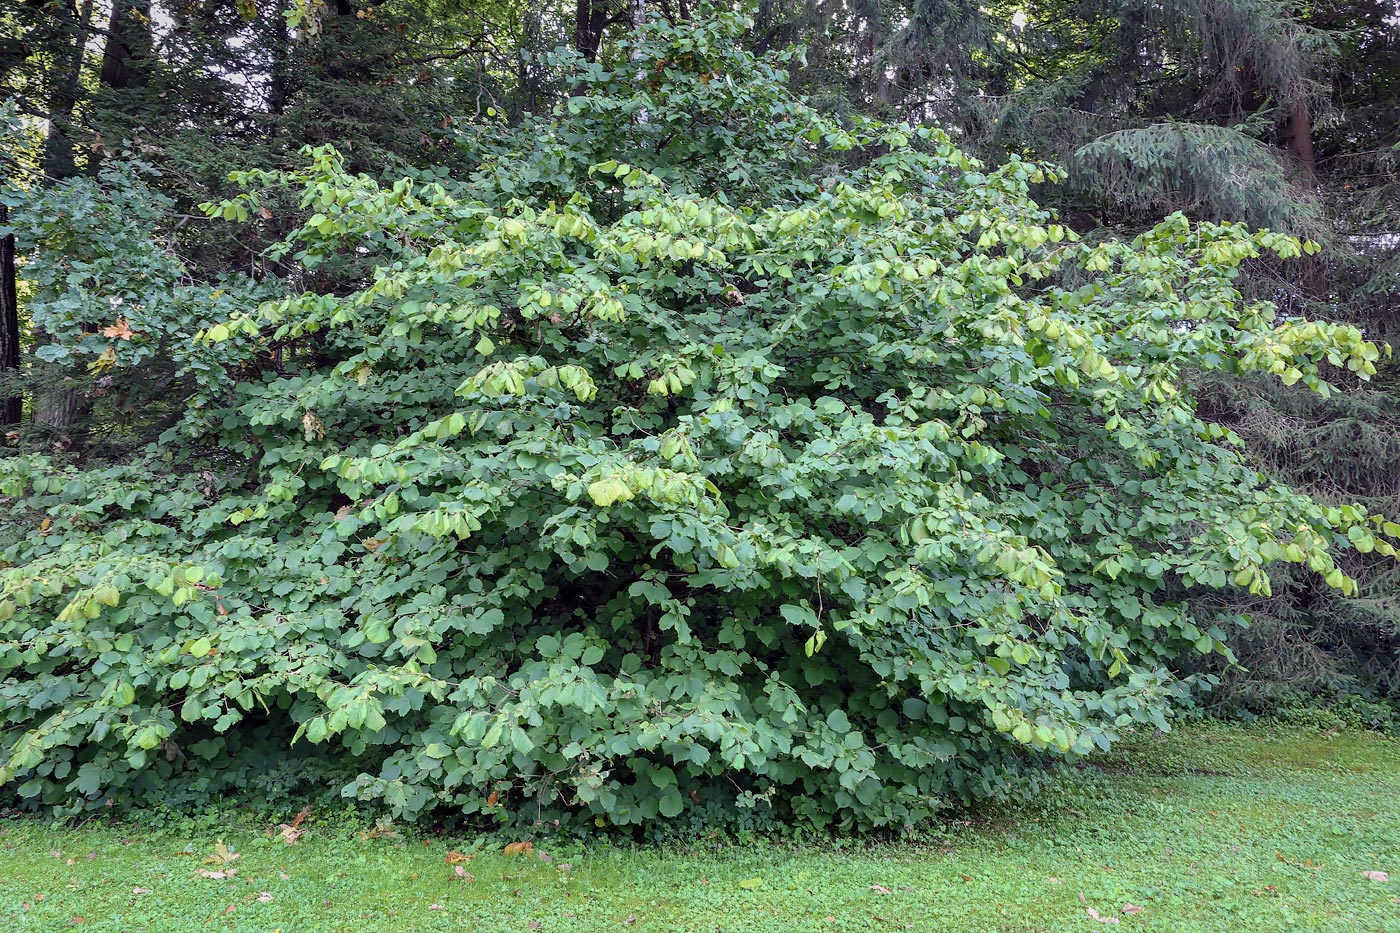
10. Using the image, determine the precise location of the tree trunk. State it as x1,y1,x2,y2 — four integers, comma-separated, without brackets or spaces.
32,380,86,438
34,0,96,438
31,336,92,439
574,0,612,63
32,0,151,439
40,0,95,182
98,0,152,92
629,0,648,123
859,10,889,105
0,203,20,427
1286,97,1319,182
1238,56,1329,305
267,0,294,117
1285,95,1329,303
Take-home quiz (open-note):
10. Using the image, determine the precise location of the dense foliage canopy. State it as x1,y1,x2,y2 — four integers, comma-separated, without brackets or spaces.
1,8,1396,829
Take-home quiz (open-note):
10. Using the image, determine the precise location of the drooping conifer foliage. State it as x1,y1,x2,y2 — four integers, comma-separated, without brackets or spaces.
1,8,1395,828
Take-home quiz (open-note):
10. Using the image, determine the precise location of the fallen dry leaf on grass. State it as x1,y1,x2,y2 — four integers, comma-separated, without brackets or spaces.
445,850,473,865
1275,851,1325,870
1087,907,1120,924
132,887,151,895
428,903,443,911
1122,904,1143,916
1362,870,1389,882
454,866,475,881
503,841,534,857
359,818,402,841
198,869,237,880
276,806,311,845
869,884,893,895
257,892,273,903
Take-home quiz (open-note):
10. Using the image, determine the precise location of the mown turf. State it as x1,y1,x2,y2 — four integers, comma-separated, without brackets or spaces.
2,723,1397,932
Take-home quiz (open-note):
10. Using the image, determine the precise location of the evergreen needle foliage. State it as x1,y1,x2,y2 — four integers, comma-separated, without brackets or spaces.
1074,123,1322,236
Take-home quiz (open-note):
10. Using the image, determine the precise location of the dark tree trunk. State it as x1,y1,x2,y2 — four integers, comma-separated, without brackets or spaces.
34,0,96,437
574,0,614,62
98,0,152,92
34,0,152,438
267,0,294,116
40,0,94,182
0,203,20,427
858,11,889,104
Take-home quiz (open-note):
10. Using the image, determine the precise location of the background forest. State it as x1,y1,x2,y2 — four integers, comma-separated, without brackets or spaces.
0,0,1398,830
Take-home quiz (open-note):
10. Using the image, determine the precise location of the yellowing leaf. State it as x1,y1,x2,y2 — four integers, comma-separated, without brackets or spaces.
301,410,325,442
204,841,240,865
587,478,633,507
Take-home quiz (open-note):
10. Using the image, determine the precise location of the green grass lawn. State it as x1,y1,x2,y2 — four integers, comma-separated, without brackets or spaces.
2,723,1397,932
